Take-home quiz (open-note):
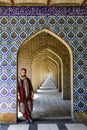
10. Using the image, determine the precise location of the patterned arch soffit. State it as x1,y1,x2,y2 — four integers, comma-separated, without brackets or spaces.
17,28,74,118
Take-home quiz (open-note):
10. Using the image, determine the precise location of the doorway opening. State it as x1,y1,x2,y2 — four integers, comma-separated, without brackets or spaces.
17,28,73,120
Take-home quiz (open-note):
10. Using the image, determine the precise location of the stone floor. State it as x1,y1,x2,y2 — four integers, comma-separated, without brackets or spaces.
32,77,71,119
18,77,71,119
0,119,87,130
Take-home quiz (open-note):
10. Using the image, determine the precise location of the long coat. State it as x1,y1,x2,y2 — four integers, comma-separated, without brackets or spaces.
17,77,34,114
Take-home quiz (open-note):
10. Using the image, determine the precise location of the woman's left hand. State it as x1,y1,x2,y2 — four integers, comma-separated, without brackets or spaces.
31,92,34,99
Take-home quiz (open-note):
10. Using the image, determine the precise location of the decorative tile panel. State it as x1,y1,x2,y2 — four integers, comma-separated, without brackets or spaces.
0,7,86,113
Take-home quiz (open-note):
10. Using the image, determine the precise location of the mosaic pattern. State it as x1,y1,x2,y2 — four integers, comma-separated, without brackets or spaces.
0,7,87,114
0,7,87,16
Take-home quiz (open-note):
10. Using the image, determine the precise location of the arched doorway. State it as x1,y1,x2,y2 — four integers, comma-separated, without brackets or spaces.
17,28,73,119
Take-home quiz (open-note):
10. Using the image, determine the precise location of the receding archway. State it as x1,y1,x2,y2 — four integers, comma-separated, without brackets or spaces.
17,28,73,119
32,48,63,92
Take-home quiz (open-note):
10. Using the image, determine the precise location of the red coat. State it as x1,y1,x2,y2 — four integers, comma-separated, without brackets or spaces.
17,77,34,103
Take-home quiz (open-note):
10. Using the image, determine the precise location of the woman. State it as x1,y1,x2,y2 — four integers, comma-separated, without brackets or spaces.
17,68,34,123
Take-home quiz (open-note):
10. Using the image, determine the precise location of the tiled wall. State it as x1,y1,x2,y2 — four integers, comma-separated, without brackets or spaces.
0,7,87,115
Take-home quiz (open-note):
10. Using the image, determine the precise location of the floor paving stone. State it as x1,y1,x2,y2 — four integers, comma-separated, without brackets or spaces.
65,124,87,130
38,124,59,130
7,124,29,130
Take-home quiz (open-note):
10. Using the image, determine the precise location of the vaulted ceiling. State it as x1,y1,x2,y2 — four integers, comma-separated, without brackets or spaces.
0,0,87,6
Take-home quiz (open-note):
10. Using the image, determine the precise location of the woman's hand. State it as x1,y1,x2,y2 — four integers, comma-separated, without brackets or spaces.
18,93,20,100
31,92,34,99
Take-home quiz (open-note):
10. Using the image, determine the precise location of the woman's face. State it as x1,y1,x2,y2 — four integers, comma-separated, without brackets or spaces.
21,70,26,77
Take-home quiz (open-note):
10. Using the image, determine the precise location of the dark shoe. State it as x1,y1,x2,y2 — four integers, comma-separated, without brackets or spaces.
29,117,33,123
26,119,30,124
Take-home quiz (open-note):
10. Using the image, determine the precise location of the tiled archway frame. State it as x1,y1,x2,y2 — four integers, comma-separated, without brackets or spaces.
0,7,86,123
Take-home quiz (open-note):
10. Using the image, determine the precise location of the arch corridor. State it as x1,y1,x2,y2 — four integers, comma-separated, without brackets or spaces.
17,29,73,119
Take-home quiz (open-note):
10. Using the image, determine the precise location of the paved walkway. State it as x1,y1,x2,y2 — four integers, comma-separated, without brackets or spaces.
0,120,87,130
18,77,71,119
32,77,71,119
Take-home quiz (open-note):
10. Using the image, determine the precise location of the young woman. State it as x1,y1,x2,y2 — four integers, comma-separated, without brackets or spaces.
18,68,34,123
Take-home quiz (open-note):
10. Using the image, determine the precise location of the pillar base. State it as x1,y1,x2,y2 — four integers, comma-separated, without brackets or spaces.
74,112,87,123
0,113,17,124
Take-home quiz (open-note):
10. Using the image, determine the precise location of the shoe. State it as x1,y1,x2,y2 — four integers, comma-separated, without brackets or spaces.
28,117,33,123
26,118,33,124
26,119,30,124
